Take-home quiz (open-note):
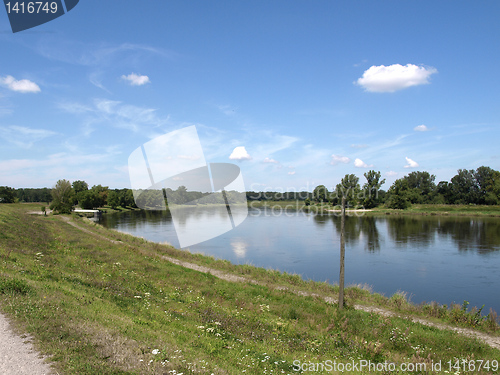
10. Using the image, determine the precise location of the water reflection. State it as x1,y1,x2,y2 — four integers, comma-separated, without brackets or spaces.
386,216,438,248
231,239,248,258
436,217,500,254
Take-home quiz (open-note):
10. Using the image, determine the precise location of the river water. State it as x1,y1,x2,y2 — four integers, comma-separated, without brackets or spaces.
99,206,500,315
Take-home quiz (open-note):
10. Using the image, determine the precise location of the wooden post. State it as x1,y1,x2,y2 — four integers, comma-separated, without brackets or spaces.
339,196,346,309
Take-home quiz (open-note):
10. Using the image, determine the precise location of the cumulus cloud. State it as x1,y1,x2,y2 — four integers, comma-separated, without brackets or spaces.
404,157,419,168
0,75,40,93
263,157,279,164
229,146,251,161
330,154,351,166
414,124,429,132
354,158,372,168
121,73,150,86
356,64,437,93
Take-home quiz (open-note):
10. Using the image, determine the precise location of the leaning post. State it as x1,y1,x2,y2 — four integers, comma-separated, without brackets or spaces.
338,196,346,309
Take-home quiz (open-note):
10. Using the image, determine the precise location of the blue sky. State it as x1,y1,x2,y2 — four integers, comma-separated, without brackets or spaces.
1,1,499,192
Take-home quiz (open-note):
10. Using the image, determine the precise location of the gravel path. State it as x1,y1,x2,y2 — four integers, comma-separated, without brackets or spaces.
0,312,54,375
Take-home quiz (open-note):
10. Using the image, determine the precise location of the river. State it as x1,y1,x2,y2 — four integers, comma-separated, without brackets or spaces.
99,206,500,315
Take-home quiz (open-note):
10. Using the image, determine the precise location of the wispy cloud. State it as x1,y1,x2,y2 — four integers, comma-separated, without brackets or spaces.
0,125,56,148
386,171,398,177
121,73,150,86
356,64,437,93
0,75,40,93
58,98,170,135
229,146,251,161
263,157,279,164
404,157,419,168
351,144,368,149
330,154,351,165
36,39,177,67
414,124,429,132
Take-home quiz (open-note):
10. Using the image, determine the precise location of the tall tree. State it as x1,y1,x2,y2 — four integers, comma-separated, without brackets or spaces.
313,185,329,203
50,179,75,214
450,169,478,204
107,190,120,209
72,180,89,195
335,174,360,207
402,171,436,204
362,170,386,208
474,166,497,204
387,178,411,209
91,185,109,207
0,186,16,203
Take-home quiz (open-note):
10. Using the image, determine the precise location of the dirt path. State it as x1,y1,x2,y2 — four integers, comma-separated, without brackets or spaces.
0,312,54,375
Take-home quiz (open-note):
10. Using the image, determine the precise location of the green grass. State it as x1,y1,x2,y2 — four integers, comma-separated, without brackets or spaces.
0,202,499,374
248,200,500,217
370,204,500,217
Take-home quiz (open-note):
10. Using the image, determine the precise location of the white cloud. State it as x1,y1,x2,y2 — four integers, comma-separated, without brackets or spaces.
59,99,169,135
350,144,368,149
0,125,56,148
121,73,150,86
229,146,251,160
288,171,296,175
0,75,41,93
356,64,437,93
330,154,351,165
414,124,429,132
354,158,372,168
386,171,398,177
263,157,279,164
404,157,419,168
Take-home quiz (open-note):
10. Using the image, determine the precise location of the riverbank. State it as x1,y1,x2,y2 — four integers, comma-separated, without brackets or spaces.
1,203,499,374
248,200,500,217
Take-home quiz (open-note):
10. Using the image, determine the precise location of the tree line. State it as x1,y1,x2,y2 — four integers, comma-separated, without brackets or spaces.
1,166,499,211
306,166,500,209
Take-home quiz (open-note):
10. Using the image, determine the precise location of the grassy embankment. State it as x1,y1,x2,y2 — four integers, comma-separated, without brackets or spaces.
1,203,499,374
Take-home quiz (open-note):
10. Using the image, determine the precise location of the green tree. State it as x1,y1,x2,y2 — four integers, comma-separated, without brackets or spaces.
402,171,436,204
90,185,109,207
72,180,89,195
387,179,411,209
313,185,329,203
49,179,75,214
449,169,478,204
119,189,136,208
0,186,16,203
335,174,360,207
77,190,99,209
474,166,498,204
362,170,386,208
107,190,120,209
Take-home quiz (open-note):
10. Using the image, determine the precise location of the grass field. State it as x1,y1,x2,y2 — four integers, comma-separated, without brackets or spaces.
0,203,499,374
